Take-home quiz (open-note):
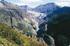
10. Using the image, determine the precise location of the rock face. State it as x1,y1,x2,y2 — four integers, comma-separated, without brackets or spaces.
0,0,23,27
0,0,39,37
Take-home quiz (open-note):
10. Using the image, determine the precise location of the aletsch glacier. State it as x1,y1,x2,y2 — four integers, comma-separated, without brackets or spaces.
1,0,70,46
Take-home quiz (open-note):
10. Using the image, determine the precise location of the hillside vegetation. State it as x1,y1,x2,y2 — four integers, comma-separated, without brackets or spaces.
0,23,48,46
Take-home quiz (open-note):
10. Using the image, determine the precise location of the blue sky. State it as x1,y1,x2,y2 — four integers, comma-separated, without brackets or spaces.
1,0,70,8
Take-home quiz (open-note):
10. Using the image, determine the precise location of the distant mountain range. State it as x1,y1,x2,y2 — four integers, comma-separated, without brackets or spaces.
34,3,60,14
33,3,70,24
43,7,70,21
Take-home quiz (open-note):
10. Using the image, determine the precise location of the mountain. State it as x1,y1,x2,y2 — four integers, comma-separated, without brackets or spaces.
0,0,23,27
33,3,60,25
34,3,60,14
38,7,70,46
0,0,19,9
0,0,40,36
46,7,70,46
35,2,70,46
0,0,48,46
44,7,70,21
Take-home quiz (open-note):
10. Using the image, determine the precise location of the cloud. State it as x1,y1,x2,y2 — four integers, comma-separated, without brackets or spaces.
5,0,70,8
54,0,70,7
4,0,45,8
20,0,47,8
4,0,55,8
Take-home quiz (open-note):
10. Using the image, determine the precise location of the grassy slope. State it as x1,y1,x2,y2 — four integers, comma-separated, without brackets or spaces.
0,36,18,46
0,23,48,46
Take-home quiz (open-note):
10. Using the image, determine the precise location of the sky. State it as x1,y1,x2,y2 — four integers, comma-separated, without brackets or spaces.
1,0,70,8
